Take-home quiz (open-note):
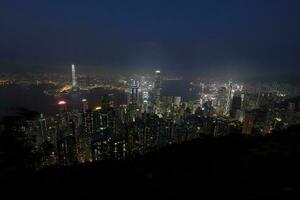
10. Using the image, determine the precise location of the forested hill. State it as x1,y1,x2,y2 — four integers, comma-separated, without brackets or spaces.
2,125,300,199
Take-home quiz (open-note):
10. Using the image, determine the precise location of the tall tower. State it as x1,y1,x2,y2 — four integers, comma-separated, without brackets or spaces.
230,92,242,119
154,70,161,114
72,64,77,90
82,99,89,113
225,81,233,116
142,91,149,113
39,114,48,144
130,79,139,108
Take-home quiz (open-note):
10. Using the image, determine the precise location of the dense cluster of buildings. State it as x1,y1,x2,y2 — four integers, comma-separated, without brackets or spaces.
8,65,300,167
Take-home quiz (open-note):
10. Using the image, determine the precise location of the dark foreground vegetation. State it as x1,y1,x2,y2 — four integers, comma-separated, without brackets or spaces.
1,124,300,199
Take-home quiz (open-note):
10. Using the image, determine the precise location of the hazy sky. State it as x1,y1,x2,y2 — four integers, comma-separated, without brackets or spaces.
0,0,300,77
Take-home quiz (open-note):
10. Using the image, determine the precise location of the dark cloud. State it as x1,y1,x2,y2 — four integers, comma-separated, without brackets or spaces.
0,0,299,77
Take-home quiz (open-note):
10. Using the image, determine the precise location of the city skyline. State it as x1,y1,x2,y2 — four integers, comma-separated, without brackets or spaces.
1,67,300,164
1,1,300,198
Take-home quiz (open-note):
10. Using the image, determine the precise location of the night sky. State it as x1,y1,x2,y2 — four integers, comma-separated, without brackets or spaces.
0,0,299,77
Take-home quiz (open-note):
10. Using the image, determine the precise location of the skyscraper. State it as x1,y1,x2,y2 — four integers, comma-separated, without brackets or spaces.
242,111,256,135
39,114,48,144
225,81,233,116
82,99,89,113
58,100,67,112
230,92,242,119
130,79,139,108
217,87,228,115
142,91,149,113
72,64,78,91
154,70,161,114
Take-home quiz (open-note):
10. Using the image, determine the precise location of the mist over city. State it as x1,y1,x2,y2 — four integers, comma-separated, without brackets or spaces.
1,0,300,199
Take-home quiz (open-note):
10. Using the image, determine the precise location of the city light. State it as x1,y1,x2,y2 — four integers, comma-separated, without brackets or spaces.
60,85,72,92
1,1,300,198
95,106,102,110
58,100,67,105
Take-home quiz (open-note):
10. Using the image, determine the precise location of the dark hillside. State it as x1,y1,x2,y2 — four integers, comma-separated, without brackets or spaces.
2,126,300,199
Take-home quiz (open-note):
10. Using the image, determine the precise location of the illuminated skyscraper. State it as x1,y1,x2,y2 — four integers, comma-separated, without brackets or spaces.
225,81,233,116
82,99,89,113
72,64,77,90
217,87,227,115
56,100,69,135
142,91,149,113
39,113,48,144
58,100,67,111
130,79,139,108
154,70,161,114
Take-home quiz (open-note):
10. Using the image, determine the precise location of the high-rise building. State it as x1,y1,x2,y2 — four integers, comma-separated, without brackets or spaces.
154,70,161,114
72,64,78,91
82,110,94,135
217,87,227,115
38,114,48,144
57,134,78,165
130,79,139,108
230,92,242,119
174,96,181,107
213,119,229,137
58,100,67,112
225,81,233,115
101,95,111,110
142,91,149,113
242,112,256,135
82,99,89,113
